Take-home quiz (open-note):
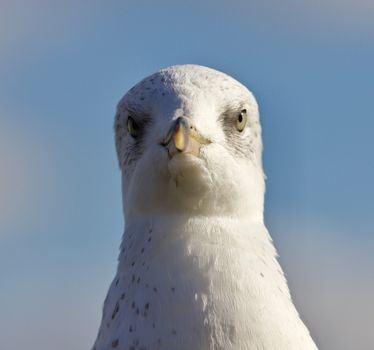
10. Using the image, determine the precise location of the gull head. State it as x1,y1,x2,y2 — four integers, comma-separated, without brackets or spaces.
115,65,265,221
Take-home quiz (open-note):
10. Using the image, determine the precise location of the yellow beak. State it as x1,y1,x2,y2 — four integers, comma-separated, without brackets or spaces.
162,117,210,157
173,118,189,151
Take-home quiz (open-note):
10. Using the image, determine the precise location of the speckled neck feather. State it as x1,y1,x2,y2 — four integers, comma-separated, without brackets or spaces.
92,65,318,350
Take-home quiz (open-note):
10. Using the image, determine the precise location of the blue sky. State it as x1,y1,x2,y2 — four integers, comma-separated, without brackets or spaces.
0,1,373,349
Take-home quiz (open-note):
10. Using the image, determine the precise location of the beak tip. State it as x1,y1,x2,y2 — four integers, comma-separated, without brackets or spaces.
163,117,209,156
174,131,187,151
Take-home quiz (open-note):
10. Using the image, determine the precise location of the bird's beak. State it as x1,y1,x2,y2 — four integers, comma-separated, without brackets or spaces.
161,117,211,157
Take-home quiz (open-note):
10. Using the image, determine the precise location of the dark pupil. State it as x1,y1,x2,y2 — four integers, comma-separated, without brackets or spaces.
129,117,138,131
238,114,243,123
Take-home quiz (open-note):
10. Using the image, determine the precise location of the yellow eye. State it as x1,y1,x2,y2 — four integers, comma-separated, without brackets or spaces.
236,109,248,132
127,116,140,138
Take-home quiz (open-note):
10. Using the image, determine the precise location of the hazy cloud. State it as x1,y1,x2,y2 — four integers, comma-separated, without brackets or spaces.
270,216,374,350
0,113,52,236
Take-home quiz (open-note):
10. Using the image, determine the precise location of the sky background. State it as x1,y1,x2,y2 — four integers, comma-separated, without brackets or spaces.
0,0,373,349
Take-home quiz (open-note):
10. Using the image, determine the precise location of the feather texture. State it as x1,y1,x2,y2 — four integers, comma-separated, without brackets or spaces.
93,65,318,350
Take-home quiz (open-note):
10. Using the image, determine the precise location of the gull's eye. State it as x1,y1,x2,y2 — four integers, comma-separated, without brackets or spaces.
236,109,248,132
127,116,140,138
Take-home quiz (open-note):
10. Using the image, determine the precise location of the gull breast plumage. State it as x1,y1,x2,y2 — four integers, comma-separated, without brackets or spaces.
92,64,318,350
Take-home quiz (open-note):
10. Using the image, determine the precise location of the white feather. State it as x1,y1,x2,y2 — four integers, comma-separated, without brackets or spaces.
92,65,318,350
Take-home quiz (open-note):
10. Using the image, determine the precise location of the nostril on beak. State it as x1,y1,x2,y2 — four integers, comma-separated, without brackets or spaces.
160,128,173,147
160,117,190,150
161,117,210,158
